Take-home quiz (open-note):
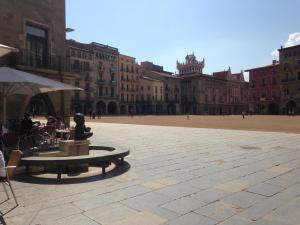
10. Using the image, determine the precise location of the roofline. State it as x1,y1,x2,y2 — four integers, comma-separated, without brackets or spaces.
245,64,279,72
278,44,300,51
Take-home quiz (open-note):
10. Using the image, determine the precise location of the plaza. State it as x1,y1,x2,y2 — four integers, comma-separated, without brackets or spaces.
1,121,300,225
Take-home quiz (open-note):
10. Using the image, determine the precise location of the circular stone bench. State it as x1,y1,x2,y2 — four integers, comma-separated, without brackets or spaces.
21,146,130,181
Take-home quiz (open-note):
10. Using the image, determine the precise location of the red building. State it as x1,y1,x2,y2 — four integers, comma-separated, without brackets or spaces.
246,60,281,114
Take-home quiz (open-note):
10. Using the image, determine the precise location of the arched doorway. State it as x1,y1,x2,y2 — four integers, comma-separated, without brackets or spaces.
84,103,92,115
167,104,176,114
107,102,117,114
26,94,55,116
128,105,134,114
96,101,106,115
286,101,297,114
120,105,126,115
268,103,279,115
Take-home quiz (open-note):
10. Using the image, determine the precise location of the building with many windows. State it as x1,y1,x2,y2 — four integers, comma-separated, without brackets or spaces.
177,54,248,114
119,54,140,115
67,40,119,115
246,61,281,114
278,44,300,114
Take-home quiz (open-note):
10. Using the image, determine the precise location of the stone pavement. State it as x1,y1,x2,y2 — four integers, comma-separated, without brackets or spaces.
1,123,300,225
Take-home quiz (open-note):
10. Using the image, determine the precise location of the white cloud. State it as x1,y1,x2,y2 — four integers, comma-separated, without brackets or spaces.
285,32,300,47
270,32,300,59
271,49,279,58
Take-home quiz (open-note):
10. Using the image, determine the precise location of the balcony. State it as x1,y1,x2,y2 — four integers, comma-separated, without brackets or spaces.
110,80,117,86
15,49,71,72
97,79,106,84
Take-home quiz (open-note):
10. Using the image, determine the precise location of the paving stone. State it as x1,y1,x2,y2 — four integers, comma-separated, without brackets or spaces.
155,183,199,199
192,188,230,204
161,196,206,214
246,182,286,197
84,202,138,224
54,213,99,225
195,201,240,222
30,204,82,225
112,211,167,225
215,181,248,193
222,191,267,209
165,212,217,225
217,215,253,225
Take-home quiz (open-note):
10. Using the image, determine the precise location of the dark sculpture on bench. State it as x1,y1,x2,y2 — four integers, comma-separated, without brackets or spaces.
74,113,93,140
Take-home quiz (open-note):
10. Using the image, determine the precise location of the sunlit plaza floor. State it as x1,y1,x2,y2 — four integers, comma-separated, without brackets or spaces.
1,122,300,225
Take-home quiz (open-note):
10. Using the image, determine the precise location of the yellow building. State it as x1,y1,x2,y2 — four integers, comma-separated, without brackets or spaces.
119,54,139,114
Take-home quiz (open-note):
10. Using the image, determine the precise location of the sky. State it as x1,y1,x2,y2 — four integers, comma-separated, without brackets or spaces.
66,0,300,80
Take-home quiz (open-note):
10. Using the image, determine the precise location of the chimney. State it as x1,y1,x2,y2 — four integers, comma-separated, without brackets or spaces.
272,60,278,65
280,45,283,49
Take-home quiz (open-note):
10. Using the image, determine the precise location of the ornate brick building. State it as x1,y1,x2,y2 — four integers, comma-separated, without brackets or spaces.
177,54,248,114
278,45,300,114
0,0,75,122
246,61,281,114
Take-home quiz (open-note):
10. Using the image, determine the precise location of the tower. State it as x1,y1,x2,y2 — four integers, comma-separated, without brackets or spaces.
177,53,205,75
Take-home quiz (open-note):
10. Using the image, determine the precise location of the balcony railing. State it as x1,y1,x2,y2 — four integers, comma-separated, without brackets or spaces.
16,49,71,72
97,79,106,84
110,80,117,86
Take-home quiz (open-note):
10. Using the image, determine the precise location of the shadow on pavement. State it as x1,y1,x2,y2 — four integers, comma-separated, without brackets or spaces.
13,160,131,185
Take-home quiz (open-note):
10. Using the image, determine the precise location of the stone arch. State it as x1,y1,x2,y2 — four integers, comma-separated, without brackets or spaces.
167,104,176,114
120,105,126,115
286,100,297,114
107,101,117,114
96,101,106,115
268,103,279,115
25,93,55,116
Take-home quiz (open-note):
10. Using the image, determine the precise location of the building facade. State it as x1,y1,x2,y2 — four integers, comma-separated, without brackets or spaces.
140,62,181,114
178,54,248,114
119,54,139,115
0,0,75,123
278,45,300,114
246,61,281,114
67,40,119,115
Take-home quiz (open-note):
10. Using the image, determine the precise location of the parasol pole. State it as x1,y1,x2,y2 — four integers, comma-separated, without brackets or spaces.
2,95,6,127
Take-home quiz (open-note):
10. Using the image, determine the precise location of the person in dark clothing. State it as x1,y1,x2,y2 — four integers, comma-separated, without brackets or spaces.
20,113,40,133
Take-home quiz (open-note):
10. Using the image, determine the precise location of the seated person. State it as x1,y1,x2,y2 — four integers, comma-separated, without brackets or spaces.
46,116,56,126
0,151,5,178
20,113,41,134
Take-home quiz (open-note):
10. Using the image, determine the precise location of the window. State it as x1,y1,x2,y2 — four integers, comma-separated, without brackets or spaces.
121,93,124,101
155,86,157,93
99,86,103,97
298,71,300,80
141,86,144,91
272,78,277,85
26,24,48,68
105,87,108,95
110,87,114,97
147,86,150,91
284,63,289,71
